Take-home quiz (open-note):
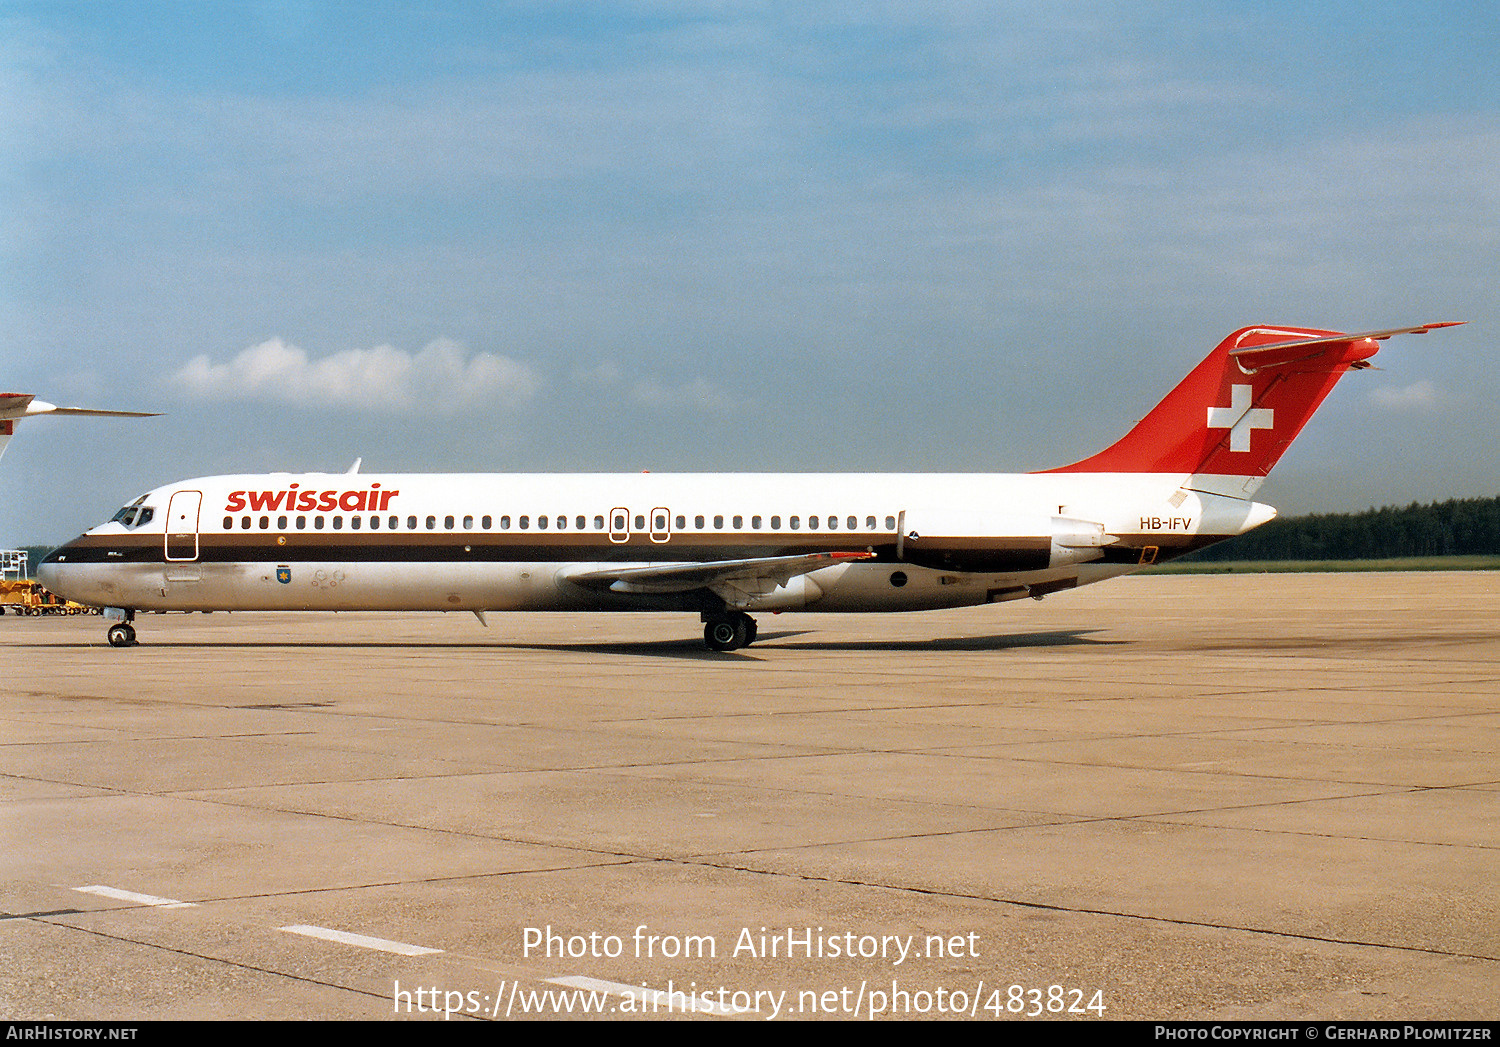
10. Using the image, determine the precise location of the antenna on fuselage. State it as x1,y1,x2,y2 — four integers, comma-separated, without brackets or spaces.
346,458,362,474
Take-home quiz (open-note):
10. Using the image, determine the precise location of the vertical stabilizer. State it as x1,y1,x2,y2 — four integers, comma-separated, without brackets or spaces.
1041,323,1462,481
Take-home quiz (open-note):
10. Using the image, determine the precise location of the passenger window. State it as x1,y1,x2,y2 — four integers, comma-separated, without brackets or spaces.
675,515,685,529
259,516,269,529
314,516,325,530
770,515,781,529
333,516,343,530
866,516,876,529
654,514,666,530
370,515,379,529
277,515,288,530
848,516,858,529
390,515,399,529
885,515,896,530
520,516,530,529
732,515,742,529
500,515,511,529
223,516,232,529
296,516,306,530
463,515,473,529
694,515,704,529
790,516,800,530
426,516,436,530
751,515,762,529
594,515,605,529
538,515,548,529
827,515,836,530
444,515,455,529
613,514,625,530
482,516,492,529
350,515,361,530
635,515,645,530
406,516,416,529
241,516,251,529
557,515,566,529
713,515,723,529
576,515,586,530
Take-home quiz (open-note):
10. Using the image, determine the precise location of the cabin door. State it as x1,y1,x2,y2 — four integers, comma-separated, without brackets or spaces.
164,490,202,562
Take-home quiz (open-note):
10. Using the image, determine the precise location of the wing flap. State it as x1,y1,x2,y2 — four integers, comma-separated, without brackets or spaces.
560,551,874,595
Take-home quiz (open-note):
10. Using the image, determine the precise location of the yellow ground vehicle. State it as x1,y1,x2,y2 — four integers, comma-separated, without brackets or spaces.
0,579,99,615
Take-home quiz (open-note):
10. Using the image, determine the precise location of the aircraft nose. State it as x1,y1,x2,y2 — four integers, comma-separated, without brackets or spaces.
37,544,74,598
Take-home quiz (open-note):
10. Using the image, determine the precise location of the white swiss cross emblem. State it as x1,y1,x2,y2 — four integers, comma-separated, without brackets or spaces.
1206,384,1274,452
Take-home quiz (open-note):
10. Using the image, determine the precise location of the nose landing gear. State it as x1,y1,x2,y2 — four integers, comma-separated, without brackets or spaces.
703,611,758,652
106,610,137,648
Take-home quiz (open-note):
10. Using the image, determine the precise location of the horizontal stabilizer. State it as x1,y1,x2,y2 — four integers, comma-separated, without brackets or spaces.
1228,322,1464,358
1228,322,1465,373
0,394,160,421
0,393,160,462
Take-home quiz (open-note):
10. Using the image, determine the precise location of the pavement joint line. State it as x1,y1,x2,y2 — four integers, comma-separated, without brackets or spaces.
677,860,1500,964
31,917,401,1004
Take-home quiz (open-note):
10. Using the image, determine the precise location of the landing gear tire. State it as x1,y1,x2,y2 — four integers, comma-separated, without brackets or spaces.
106,623,136,648
703,612,755,652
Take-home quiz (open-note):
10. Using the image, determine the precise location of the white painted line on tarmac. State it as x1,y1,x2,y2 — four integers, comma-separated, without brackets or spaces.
279,924,443,956
547,975,748,1017
75,885,197,909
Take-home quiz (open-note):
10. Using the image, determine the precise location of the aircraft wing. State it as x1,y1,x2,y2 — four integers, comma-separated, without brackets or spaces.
560,550,874,596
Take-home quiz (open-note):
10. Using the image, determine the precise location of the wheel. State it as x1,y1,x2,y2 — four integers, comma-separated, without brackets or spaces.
106,623,136,648
704,614,748,652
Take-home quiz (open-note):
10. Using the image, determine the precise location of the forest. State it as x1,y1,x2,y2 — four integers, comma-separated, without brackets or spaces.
1183,494,1500,562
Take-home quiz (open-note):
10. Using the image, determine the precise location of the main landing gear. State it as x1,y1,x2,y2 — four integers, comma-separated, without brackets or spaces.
106,610,137,648
702,611,758,652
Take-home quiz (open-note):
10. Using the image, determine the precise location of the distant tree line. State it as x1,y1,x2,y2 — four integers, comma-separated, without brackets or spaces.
11,547,55,578
1184,494,1500,562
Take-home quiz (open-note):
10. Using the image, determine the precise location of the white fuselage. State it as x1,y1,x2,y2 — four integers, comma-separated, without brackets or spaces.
40,470,1272,616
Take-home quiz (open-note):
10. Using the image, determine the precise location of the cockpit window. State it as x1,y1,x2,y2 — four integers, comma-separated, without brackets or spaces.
109,505,155,527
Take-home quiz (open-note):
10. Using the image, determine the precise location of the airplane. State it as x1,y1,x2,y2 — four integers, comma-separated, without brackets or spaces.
35,322,1461,652
0,393,160,462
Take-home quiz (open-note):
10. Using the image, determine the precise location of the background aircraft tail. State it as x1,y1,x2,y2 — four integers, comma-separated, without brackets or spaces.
1042,323,1462,481
0,393,160,463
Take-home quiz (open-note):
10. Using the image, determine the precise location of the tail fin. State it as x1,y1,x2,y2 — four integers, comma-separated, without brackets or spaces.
1042,323,1462,487
0,393,160,463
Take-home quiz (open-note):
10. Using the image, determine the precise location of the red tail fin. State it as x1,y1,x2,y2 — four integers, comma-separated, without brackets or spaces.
1043,323,1462,477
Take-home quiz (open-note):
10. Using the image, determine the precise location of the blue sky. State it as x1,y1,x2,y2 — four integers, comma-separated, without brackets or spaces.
3,1,1497,544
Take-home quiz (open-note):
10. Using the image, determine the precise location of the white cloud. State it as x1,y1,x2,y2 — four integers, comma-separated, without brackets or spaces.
1368,379,1444,412
172,338,543,414
571,361,744,414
